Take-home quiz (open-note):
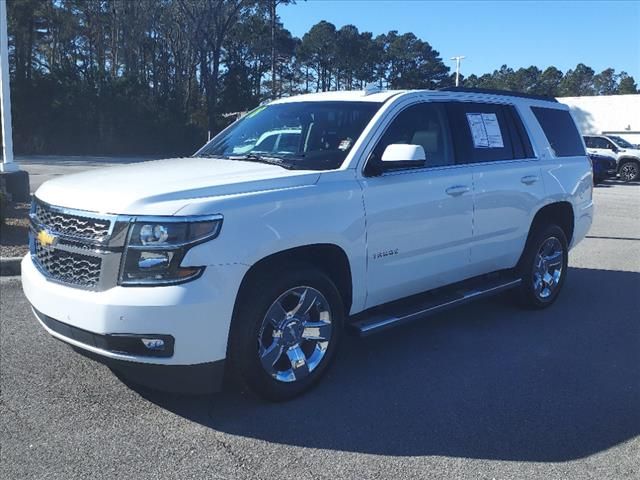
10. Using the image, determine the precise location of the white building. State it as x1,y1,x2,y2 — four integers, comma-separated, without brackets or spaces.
558,94,640,145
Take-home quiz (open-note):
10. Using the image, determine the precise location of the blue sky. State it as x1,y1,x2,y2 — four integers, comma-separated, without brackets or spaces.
280,0,640,80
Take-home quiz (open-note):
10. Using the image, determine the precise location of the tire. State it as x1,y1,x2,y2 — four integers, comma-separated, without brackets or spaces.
516,224,569,309
228,265,344,401
619,161,640,182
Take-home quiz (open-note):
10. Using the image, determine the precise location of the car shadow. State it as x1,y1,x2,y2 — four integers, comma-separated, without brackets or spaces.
599,178,640,187
129,267,640,462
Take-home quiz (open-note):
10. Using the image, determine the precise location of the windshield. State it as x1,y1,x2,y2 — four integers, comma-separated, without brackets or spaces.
608,135,635,149
195,101,381,170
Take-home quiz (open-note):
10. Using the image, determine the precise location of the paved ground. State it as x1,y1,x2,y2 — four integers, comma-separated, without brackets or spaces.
1,180,639,479
16,155,160,192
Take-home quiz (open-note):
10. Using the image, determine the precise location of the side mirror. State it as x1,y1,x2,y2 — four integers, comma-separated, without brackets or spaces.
611,145,619,153
380,144,426,169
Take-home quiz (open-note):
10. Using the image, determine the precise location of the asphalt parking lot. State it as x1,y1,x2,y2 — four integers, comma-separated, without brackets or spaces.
16,155,157,192
1,180,639,480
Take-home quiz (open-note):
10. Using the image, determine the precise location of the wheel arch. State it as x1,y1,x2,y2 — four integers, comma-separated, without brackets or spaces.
519,202,575,266
234,243,354,317
617,156,640,170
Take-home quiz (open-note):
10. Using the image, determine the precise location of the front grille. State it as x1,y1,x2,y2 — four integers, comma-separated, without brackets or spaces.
33,202,111,241
29,200,119,289
34,238,102,287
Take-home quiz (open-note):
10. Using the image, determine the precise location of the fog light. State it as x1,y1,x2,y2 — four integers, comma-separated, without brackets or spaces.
137,251,171,270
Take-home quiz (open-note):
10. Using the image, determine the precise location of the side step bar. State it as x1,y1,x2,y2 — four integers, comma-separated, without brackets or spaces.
349,276,522,337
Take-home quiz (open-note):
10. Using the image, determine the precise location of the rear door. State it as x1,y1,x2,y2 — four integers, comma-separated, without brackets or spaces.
446,101,545,275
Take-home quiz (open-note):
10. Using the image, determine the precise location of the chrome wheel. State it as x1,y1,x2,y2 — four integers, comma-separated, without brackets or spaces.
533,237,564,300
258,286,333,383
620,162,639,182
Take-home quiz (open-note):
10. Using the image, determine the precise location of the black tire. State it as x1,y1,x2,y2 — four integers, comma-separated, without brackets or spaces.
516,224,569,309
228,265,344,401
619,160,640,182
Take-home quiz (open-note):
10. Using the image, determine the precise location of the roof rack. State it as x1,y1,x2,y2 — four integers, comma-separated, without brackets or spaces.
439,87,558,103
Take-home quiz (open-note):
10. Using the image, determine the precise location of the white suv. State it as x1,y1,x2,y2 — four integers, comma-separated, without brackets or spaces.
22,88,593,400
583,134,640,182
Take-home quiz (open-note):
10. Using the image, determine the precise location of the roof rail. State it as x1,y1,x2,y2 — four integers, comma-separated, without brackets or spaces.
439,87,558,103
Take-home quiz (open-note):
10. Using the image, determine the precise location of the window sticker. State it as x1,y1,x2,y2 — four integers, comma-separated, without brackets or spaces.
338,138,353,151
466,113,504,148
245,105,267,119
466,113,489,148
481,113,504,148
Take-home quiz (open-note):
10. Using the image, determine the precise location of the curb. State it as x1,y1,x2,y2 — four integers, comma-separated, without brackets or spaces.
0,257,22,276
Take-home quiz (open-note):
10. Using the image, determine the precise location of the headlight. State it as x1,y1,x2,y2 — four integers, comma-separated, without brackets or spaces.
119,215,222,286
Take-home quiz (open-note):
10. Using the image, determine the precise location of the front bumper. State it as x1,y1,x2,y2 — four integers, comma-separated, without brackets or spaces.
35,308,226,393
22,254,248,368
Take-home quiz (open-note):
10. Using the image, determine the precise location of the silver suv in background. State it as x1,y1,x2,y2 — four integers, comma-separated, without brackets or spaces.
584,134,640,182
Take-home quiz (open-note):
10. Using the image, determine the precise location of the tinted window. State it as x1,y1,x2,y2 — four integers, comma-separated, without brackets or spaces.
602,138,616,150
584,136,596,148
505,105,535,158
254,133,277,152
277,133,300,153
587,137,612,149
371,102,453,170
446,102,517,163
531,107,585,157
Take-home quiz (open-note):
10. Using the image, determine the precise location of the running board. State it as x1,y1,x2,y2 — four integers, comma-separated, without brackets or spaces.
349,275,522,337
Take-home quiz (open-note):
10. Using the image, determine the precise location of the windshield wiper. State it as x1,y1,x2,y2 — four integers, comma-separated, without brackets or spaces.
195,153,228,159
227,153,296,169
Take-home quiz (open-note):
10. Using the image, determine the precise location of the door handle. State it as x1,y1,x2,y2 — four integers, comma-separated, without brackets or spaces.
521,175,539,185
445,185,470,196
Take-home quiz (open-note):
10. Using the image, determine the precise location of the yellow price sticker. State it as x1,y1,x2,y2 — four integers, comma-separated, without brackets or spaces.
245,105,267,119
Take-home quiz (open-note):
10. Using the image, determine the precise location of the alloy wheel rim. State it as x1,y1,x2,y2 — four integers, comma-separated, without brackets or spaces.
258,286,332,383
533,237,564,300
620,163,638,181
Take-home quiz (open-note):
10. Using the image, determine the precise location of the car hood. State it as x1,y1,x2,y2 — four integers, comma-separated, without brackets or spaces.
35,157,321,215
620,148,640,157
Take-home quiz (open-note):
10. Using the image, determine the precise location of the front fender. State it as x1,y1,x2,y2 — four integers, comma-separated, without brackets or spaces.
178,172,368,313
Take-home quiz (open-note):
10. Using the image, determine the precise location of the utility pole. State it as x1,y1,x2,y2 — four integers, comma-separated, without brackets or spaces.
1,0,15,169
450,55,466,87
270,0,277,99
0,0,29,200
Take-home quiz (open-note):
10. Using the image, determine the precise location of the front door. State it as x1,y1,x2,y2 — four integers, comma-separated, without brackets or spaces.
360,102,474,309
585,136,617,159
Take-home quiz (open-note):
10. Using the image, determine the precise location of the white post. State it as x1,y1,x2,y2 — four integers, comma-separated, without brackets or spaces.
0,0,17,172
451,56,465,88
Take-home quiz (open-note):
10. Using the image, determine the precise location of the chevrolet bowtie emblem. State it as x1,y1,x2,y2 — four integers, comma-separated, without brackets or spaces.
37,229,57,248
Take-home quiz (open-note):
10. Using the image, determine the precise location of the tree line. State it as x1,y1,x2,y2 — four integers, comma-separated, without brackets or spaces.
5,0,638,156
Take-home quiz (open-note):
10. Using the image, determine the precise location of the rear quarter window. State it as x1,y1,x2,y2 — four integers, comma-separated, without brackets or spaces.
531,107,585,157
